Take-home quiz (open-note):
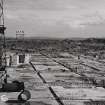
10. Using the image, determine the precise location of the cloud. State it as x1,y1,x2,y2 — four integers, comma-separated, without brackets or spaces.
5,12,20,20
5,0,78,10
4,0,105,37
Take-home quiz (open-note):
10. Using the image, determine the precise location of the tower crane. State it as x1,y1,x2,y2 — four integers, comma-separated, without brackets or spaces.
0,0,31,101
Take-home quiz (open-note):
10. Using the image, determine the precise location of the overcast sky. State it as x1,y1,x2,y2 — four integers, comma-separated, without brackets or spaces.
3,0,105,38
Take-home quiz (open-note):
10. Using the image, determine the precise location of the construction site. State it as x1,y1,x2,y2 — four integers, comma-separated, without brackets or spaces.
0,0,105,105
2,41,105,105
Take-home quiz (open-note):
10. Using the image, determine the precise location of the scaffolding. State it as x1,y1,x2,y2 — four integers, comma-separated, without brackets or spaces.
16,30,24,49
16,30,26,64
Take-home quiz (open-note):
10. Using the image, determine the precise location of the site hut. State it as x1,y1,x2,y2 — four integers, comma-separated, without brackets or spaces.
16,53,31,66
5,52,31,66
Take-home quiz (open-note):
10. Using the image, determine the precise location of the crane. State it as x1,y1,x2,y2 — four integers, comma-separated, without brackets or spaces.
0,0,31,102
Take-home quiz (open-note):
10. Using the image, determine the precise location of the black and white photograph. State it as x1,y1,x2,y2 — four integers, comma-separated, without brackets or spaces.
0,0,105,105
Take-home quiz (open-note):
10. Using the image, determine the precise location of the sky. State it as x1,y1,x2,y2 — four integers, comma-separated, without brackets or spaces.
3,0,105,38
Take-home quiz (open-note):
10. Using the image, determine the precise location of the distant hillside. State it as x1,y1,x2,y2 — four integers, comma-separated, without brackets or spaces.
5,37,105,53
83,38,105,43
